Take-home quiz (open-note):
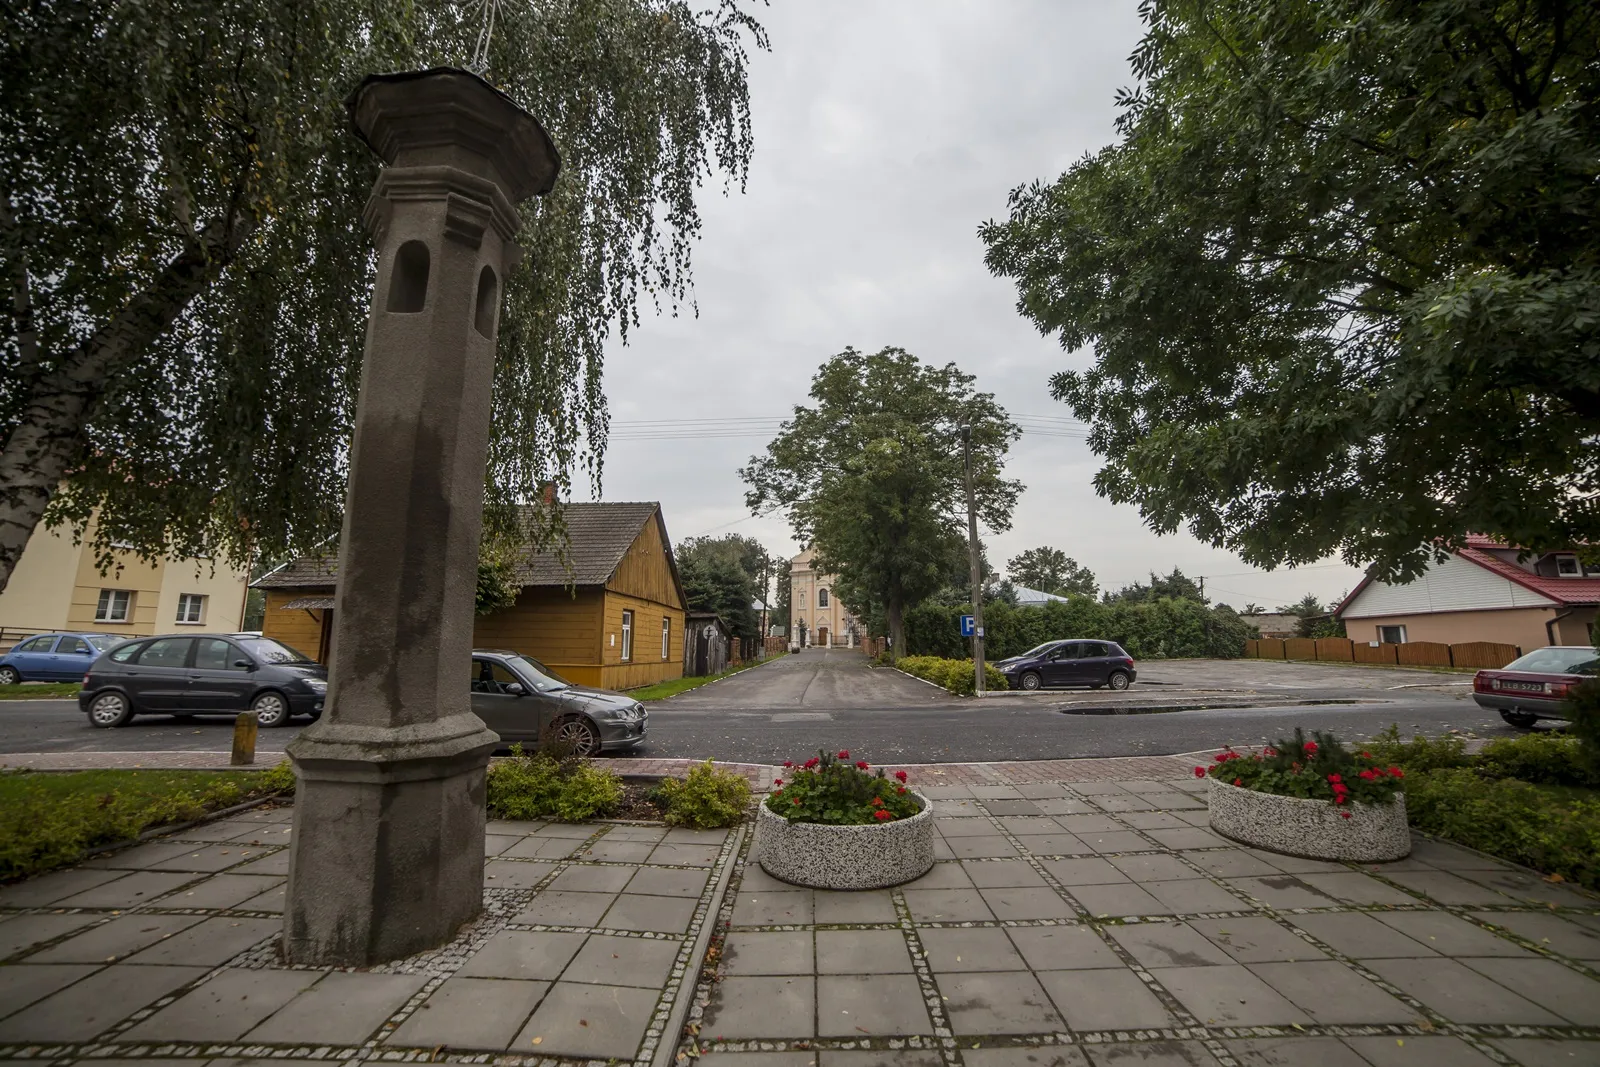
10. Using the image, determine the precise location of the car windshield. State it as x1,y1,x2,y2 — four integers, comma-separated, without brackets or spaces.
1504,648,1599,675
507,654,571,692
85,635,121,652
238,638,313,665
1017,643,1060,659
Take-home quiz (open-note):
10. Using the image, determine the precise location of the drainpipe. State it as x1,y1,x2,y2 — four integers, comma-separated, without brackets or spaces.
1546,609,1576,647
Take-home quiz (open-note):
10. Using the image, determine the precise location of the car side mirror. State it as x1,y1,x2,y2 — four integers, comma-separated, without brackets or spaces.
233,659,255,670
505,682,526,696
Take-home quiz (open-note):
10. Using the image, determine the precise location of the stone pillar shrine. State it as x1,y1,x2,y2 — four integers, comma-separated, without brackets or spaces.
283,68,560,966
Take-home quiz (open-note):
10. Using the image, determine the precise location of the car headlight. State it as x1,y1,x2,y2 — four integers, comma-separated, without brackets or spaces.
303,678,328,693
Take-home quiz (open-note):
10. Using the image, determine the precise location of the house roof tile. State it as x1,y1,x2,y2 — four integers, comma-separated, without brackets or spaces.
1334,538,1600,616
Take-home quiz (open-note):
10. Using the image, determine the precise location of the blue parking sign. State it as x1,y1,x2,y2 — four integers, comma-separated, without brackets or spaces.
960,614,975,637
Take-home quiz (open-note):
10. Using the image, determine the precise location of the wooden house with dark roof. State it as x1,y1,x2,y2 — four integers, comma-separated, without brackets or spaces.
254,502,686,690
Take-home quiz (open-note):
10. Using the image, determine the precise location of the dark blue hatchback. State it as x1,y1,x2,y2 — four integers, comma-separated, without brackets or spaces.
993,639,1137,692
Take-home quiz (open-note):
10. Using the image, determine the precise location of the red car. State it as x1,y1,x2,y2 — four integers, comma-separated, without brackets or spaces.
1473,645,1597,728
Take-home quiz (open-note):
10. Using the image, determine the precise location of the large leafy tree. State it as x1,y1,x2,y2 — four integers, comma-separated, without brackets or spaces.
1007,546,1098,598
742,347,1021,657
981,0,1600,581
0,0,764,593
677,533,772,638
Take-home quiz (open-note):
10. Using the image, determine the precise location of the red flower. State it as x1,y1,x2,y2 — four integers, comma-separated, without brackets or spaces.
1303,741,1318,754
894,770,908,783
774,778,783,786
1334,794,1347,804
1194,767,1207,778
804,757,820,769
897,786,906,794
1332,782,1349,794
1388,767,1404,778
1358,769,1375,781
873,809,893,821
783,761,794,768
1340,810,1352,819
838,750,850,759
1233,777,1242,786
856,761,870,770
792,797,801,805
1262,747,1277,757
871,796,884,808
1361,751,1373,759
1327,773,1342,784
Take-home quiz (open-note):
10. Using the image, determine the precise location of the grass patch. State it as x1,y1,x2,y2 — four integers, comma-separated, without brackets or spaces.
0,767,289,881
0,683,82,700
629,653,787,702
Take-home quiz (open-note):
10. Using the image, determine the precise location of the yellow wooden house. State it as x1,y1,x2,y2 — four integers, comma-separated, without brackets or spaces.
253,502,686,690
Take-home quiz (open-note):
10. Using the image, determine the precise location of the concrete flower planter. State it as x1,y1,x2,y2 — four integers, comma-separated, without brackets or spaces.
1207,776,1410,862
755,790,935,889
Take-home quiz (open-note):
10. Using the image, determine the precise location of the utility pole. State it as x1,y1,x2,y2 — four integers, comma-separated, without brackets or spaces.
961,425,986,696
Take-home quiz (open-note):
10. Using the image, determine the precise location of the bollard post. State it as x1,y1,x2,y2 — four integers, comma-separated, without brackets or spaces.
231,712,259,766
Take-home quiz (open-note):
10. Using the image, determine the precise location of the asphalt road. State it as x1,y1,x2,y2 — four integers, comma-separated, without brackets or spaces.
0,649,1525,763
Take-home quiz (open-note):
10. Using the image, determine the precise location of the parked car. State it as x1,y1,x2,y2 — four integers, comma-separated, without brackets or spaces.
79,633,325,728
470,649,646,756
0,632,125,684
993,640,1137,691
1472,645,1598,728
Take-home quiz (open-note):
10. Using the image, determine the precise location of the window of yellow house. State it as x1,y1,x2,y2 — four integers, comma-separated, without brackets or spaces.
95,589,132,623
176,593,206,624
661,616,670,659
621,610,634,662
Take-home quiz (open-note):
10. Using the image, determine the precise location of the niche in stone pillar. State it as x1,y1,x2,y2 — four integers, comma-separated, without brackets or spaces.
473,265,498,338
387,240,431,313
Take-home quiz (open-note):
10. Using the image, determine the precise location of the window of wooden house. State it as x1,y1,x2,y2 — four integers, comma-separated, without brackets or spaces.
621,610,634,662
661,616,670,659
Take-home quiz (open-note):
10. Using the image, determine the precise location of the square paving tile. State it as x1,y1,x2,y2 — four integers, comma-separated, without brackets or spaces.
1031,798,1099,816
460,929,587,979
816,928,911,974
1108,854,1194,882
239,884,285,912
1007,925,1123,970
1381,870,1512,907
1144,828,1230,850
1082,1041,1218,1066
1038,968,1178,1031
904,862,974,889
1459,957,1600,1025
484,833,520,856
122,968,323,1042
946,836,1021,859
1042,857,1128,885
1225,875,1340,909
246,971,428,1044
902,888,994,923
1374,911,1532,957
920,927,1026,972
738,865,799,891
602,893,697,933
514,890,617,927
1152,964,1309,1026
938,971,1064,1034
1068,882,1173,918
30,913,205,963
0,962,100,1018
0,963,206,1042
1180,850,1279,878
0,913,100,961
386,975,548,1050
1241,849,1346,875
124,916,278,966
1364,957,1562,1024
564,932,681,987
583,839,656,863
1147,879,1249,914
1000,816,1069,836
818,974,932,1036
814,889,897,924
226,850,290,876
0,866,127,908
54,870,196,908
513,980,657,1058
1406,838,1512,871
732,890,814,926
1249,961,1421,1024
939,817,1004,838
1293,912,1439,959
627,865,710,898
1188,917,1326,963
1023,834,1090,855
982,800,1043,816
1095,795,1157,813
703,975,815,1038
505,836,584,860
547,863,631,893
1342,1034,1498,1067
606,825,670,843
1470,911,1600,960
1294,872,1417,906
1079,831,1151,854
1457,868,1595,908
483,858,557,887
1489,1038,1600,1067
664,826,729,844
980,887,1076,920
1110,922,1232,968
964,1046,1090,1067
725,931,816,975
161,873,284,910
1224,1037,1365,1066
82,841,206,870
532,822,598,839
972,786,1025,800
1118,811,1189,830
1015,784,1075,799
1054,815,1123,834
648,842,722,866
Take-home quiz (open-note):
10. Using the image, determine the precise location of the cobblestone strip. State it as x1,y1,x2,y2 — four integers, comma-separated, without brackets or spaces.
890,886,967,1067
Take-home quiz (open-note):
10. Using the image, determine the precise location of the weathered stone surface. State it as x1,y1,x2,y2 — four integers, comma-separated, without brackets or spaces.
1207,776,1410,862
755,790,935,890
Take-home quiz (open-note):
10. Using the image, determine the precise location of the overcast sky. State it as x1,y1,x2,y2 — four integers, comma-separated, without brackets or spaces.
576,0,1366,612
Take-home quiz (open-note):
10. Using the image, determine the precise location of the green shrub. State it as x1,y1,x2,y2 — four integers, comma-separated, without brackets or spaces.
1477,733,1600,788
1200,730,1403,807
1405,769,1600,891
656,761,751,828
259,759,297,795
902,596,1252,660
1366,723,1471,774
895,655,1007,695
769,749,922,825
1564,676,1600,772
486,747,622,822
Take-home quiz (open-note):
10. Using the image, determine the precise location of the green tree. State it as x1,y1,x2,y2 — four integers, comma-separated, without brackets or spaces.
980,0,1600,582
676,533,771,637
1007,546,1097,598
741,347,1021,658
1106,567,1205,605
0,0,765,593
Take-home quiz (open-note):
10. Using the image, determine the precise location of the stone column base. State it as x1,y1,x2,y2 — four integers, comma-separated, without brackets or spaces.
283,714,499,966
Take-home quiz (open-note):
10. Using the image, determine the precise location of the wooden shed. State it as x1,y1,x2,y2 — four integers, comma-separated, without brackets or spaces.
254,502,686,691
683,611,732,677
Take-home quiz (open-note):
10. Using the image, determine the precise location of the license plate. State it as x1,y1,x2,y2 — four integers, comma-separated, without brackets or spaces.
1500,681,1545,693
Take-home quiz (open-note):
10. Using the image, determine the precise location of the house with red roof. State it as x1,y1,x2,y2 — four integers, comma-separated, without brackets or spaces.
1335,536,1598,653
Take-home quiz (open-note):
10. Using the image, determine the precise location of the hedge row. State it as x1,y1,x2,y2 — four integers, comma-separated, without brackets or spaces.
903,596,1252,660
894,655,1009,696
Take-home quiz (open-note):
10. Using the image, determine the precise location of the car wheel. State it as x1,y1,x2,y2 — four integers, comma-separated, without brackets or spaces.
1019,671,1043,691
553,716,600,757
1107,671,1131,691
1499,708,1538,729
252,691,291,728
88,690,134,728
0,666,19,686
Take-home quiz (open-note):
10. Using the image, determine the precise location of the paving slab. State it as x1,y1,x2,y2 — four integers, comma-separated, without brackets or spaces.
0,866,127,908
513,980,658,1058
602,891,697,932
564,932,681,987
726,930,816,975
1341,1034,1499,1066
937,971,1065,1033
813,888,897,924
29,912,205,963
513,889,617,927
817,973,932,1035
815,928,909,974
0,963,206,1042
160,873,284,910
732,889,814,926
460,929,586,979
1364,956,1564,1024
1470,910,1600,960
1036,967,1177,1031
1151,963,1310,1026
1248,960,1421,1024
919,926,1026,972
0,912,100,961
1459,956,1600,1025
244,970,428,1044
1489,1038,1600,1067
1224,1036,1365,1066
703,975,815,1038
1373,909,1533,957
964,1048,1090,1067
384,975,548,1051
120,967,322,1042
1187,916,1327,963
1006,924,1123,970
1109,921,1233,968
1082,1042,1218,1066
123,915,278,965
0,962,99,1018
